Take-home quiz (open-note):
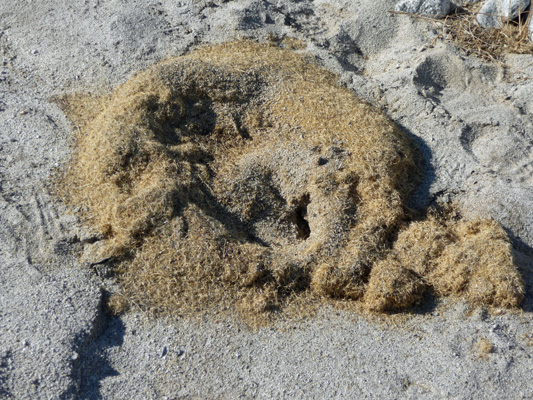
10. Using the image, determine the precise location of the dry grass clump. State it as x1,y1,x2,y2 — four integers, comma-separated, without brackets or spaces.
474,337,495,359
55,40,524,323
521,333,533,346
365,213,524,311
441,6,533,61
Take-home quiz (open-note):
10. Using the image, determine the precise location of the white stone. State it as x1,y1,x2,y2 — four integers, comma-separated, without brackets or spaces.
477,0,501,28
477,0,530,29
395,0,453,19
501,0,530,18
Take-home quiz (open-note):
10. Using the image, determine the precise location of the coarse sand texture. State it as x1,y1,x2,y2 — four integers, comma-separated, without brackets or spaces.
55,41,524,321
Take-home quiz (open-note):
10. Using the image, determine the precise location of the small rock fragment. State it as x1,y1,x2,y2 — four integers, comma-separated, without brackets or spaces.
395,0,453,18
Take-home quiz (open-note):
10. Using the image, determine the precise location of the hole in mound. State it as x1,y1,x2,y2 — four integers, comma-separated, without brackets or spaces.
54,40,524,325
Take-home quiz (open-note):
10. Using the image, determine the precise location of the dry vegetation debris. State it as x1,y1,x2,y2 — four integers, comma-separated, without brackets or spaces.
474,337,495,358
441,5,533,61
55,41,524,323
393,4,533,61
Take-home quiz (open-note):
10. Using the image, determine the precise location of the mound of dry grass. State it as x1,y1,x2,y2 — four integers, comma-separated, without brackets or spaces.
55,40,524,323
365,212,524,311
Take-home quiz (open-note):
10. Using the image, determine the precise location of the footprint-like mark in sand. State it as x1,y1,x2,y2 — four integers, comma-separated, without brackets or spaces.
415,54,533,187
461,122,533,185
413,57,448,97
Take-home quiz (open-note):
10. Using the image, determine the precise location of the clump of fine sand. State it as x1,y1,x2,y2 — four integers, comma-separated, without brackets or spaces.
55,40,524,322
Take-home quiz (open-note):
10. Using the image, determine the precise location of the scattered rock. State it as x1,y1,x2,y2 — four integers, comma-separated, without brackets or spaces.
395,0,454,18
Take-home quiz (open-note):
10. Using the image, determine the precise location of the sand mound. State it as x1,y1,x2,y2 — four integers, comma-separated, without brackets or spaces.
55,40,524,320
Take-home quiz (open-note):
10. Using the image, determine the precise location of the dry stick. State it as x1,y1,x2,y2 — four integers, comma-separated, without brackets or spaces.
518,10,533,45
388,9,443,21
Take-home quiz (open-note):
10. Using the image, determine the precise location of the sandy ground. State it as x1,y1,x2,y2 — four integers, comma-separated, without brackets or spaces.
1,0,532,398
